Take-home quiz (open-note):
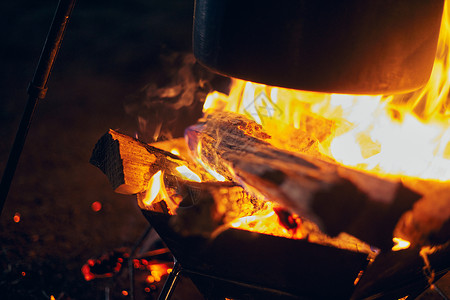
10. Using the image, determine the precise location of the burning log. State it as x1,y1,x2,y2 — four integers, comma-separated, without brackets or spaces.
90,129,265,236
170,181,265,237
89,128,448,299
185,112,422,249
395,179,450,246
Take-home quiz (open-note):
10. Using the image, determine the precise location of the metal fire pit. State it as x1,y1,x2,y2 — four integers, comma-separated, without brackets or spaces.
142,210,370,299
141,210,450,300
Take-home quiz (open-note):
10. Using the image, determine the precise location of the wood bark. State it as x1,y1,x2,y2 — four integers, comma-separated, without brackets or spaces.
185,112,422,249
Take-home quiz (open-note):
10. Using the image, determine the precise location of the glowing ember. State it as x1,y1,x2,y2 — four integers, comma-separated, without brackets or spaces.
202,2,450,182
13,212,20,223
91,201,102,212
175,165,202,182
148,263,171,282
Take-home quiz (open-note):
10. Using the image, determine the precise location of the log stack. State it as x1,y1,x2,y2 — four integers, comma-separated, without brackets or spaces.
90,111,450,299
185,112,425,249
90,110,450,249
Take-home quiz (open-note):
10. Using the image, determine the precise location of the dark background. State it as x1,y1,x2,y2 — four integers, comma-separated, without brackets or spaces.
0,0,195,298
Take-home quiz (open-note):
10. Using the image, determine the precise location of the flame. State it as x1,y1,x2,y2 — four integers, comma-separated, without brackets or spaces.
175,165,202,182
170,148,180,156
139,170,185,213
143,170,167,206
392,237,411,251
203,1,450,181
229,202,304,239
195,3,450,249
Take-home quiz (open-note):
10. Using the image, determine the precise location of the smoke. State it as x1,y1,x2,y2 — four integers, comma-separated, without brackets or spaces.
124,52,230,143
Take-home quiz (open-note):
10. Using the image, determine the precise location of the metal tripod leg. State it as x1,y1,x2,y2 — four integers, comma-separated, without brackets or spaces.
158,261,182,300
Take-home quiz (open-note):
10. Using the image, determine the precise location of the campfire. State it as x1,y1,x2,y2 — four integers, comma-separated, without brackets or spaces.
90,1,450,299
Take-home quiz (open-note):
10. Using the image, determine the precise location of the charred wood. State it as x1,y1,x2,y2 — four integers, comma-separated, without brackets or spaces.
171,181,265,237
90,130,265,236
395,179,450,246
185,112,422,249
352,243,450,299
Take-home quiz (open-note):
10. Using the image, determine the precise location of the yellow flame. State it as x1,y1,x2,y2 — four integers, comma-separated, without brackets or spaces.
203,2,450,181
392,237,411,251
175,165,202,182
229,203,304,239
143,170,169,206
170,148,180,156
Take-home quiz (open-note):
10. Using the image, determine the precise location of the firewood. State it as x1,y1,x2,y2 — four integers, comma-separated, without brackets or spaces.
185,112,422,249
89,129,205,194
170,181,266,237
89,130,265,235
394,179,450,246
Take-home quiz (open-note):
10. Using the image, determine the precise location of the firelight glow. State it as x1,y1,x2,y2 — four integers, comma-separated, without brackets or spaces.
194,2,450,250
202,0,450,181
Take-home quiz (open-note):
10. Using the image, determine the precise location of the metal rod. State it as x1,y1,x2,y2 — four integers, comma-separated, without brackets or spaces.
432,284,449,300
0,0,77,216
158,261,182,300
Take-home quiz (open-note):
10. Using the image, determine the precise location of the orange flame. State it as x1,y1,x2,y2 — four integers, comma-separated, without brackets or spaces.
204,2,450,182
143,170,167,206
139,170,183,213
199,2,450,249
228,202,304,239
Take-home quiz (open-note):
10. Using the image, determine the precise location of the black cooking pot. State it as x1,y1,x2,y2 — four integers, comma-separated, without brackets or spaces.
193,0,445,94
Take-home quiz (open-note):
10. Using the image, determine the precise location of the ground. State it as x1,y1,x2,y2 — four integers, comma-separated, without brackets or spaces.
0,0,194,298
